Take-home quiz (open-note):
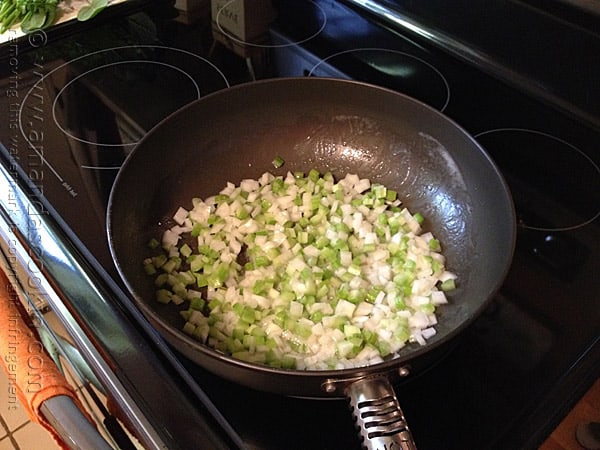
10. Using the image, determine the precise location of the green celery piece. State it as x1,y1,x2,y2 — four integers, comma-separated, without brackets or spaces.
143,263,157,276
189,297,205,311
156,289,172,304
272,155,285,168
440,278,456,291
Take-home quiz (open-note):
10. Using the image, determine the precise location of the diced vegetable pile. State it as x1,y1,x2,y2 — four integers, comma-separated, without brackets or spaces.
143,169,456,370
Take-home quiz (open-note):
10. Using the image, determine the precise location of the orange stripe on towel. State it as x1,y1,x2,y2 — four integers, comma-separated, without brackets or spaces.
0,266,96,449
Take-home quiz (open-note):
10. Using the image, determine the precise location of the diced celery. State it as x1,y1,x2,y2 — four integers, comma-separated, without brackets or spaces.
144,263,157,275
182,322,196,335
144,169,456,370
440,279,456,291
152,254,167,268
308,169,320,182
189,296,206,311
272,155,285,168
156,289,172,304
428,238,441,252
180,243,193,258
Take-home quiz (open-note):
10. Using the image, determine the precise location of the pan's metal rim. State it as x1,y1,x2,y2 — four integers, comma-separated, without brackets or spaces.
107,76,517,380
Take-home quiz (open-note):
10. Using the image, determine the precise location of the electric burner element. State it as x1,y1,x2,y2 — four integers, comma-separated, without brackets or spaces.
11,44,230,246
18,45,229,178
308,48,450,111
52,60,203,147
214,0,326,48
475,128,600,232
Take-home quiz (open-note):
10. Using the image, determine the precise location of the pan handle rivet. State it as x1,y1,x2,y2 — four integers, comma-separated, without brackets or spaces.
398,366,410,377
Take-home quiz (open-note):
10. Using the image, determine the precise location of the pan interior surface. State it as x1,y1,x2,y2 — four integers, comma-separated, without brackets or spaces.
107,78,515,384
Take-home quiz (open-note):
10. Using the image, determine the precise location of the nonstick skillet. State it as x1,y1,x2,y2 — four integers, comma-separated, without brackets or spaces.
107,78,515,449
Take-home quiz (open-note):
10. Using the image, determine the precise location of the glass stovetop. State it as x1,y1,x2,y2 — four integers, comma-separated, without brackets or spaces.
0,1,598,449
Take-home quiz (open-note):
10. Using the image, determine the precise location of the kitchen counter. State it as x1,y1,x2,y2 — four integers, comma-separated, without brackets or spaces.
541,377,600,449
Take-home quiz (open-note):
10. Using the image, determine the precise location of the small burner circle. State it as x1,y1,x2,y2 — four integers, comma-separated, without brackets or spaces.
214,0,326,48
475,128,600,232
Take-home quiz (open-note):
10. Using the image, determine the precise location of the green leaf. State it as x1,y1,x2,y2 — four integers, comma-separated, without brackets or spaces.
21,11,46,32
77,0,109,22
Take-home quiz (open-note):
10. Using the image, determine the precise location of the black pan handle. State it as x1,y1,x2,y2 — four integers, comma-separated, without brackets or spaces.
345,376,418,450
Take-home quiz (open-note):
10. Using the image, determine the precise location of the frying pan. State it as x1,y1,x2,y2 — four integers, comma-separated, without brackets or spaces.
107,78,515,449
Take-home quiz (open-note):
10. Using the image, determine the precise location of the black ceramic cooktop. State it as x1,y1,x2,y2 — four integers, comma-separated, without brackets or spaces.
0,1,598,449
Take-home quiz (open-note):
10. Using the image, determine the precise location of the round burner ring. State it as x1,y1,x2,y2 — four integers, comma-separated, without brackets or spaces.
476,128,600,232
52,60,202,147
19,45,228,149
214,0,326,48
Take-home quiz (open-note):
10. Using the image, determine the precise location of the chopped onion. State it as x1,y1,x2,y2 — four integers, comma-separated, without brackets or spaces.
144,170,456,370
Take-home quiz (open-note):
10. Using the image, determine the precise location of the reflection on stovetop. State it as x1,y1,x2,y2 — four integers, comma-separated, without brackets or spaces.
308,47,451,111
0,1,598,449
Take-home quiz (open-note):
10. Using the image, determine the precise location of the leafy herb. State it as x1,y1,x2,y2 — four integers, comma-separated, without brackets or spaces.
0,0,111,34
77,0,108,22
0,0,59,33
